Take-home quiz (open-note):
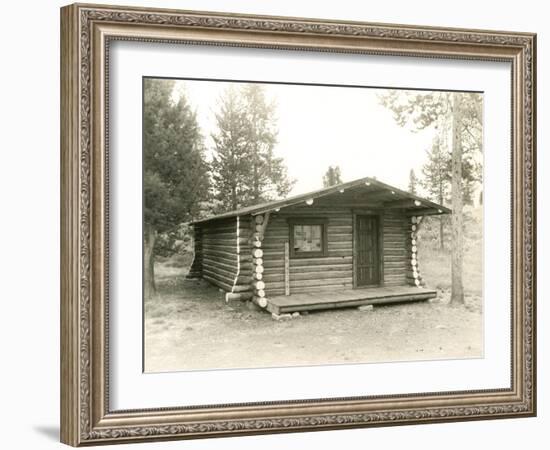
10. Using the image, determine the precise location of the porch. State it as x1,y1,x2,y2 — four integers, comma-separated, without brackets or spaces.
266,285,437,315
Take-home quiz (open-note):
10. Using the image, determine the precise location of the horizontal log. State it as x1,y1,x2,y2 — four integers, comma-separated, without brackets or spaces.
202,267,238,286
384,262,406,269
252,296,267,308
328,226,353,233
280,277,353,289
383,255,408,262
203,237,249,246
232,284,253,293
200,231,238,240
202,243,238,252
326,234,353,242
291,256,352,266
238,255,253,266
384,234,406,240
225,292,253,302
202,274,233,292
264,250,352,259
328,242,353,249
202,262,237,279
383,249,406,256
287,263,352,273
202,269,251,289
266,283,354,296
384,242,407,248
202,253,239,264
263,270,351,283
202,224,238,234
202,257,245,274
384,271,407,279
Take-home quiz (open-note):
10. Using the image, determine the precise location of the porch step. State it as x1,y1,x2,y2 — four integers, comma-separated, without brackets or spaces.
266,286,437,314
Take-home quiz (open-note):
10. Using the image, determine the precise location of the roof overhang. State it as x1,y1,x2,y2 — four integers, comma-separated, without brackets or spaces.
192,176,451,225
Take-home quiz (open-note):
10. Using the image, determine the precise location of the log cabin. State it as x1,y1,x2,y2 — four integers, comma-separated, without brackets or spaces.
187,176,451,314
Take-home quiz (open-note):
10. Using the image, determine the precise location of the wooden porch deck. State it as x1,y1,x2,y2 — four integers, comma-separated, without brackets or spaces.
266,286,437,314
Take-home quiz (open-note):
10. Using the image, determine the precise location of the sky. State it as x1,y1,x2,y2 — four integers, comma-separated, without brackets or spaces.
172,79,439,196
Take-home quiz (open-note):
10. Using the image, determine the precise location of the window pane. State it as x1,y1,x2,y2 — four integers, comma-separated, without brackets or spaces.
293,224,323,253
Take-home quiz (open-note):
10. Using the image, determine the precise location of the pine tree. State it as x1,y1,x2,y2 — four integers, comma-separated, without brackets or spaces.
242,84,294,202
211,85,295,212
143,79,209,297
421,136,449,249
408,169,418,194
379,90,482,304
210,86,252,211
323,165,343,187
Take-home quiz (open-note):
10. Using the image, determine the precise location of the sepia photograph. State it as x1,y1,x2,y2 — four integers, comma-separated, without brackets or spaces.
143,77,484,373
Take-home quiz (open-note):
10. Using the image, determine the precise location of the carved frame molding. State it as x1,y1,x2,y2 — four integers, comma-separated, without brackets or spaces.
60,3,536,446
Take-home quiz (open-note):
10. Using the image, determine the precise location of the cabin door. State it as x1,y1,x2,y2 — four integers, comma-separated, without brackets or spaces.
355,215,380,287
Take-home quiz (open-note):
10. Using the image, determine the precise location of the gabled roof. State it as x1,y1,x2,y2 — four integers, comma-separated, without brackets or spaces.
193,176,451,224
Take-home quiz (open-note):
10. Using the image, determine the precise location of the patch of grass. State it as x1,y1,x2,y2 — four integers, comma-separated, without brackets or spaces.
164,253,193,268
418,207,483,296
420,246,482,295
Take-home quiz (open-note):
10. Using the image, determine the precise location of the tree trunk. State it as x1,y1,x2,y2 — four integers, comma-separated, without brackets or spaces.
439,216,445,251
144,226,157,299
231,185,237,211
438,179,445,250
253,163,260,203
450,94,465,305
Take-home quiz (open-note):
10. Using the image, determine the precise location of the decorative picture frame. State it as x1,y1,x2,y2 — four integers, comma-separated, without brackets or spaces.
60,3,536,446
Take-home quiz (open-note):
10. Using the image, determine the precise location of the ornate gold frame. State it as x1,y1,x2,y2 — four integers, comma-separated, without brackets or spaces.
60,3,536,446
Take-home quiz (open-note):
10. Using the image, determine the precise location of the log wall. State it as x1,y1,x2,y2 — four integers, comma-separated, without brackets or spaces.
193,207,415,299
260,206,410,297
198,217,252,297
382,212,409,287
262,206,353,296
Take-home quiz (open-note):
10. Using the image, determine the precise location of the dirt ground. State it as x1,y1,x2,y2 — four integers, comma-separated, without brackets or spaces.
144,262,483,373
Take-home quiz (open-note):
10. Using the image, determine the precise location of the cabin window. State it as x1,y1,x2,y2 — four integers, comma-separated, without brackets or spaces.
288,218,328,258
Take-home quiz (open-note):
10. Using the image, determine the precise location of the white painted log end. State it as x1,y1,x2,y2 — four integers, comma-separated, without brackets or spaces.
254,280,266,290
